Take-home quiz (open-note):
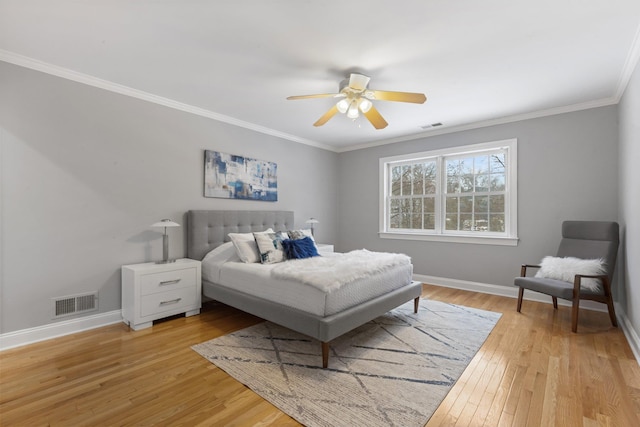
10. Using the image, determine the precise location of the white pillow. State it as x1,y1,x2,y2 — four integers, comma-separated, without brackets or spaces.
534,256,606,291
201,241,239,283
254,231,289,264
228,228,273,263
202,241,239,264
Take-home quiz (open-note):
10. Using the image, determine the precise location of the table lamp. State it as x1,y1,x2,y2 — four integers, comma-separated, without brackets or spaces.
151,219,180,263
305,217,319,237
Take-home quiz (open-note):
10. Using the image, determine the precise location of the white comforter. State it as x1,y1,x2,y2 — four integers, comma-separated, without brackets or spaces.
271,249,411,293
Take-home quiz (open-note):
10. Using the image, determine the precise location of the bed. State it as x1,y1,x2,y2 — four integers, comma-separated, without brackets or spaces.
186,210,422,368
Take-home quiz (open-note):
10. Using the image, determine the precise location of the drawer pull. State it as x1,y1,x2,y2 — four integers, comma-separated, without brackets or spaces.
159,298,182,306
159,279,181,286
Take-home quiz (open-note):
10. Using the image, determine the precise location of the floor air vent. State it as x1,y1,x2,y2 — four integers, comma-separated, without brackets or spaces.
53,293,98,318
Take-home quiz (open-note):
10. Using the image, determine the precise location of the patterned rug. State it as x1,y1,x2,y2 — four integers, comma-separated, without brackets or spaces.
192,299,501,427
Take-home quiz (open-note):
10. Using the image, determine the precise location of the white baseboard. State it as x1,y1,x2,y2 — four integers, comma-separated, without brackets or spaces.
3,278,639,365
0,310,123,351
414,274,640,365
617,304,640,363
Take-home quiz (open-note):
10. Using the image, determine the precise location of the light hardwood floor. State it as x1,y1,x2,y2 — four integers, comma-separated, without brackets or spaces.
1,285,639,426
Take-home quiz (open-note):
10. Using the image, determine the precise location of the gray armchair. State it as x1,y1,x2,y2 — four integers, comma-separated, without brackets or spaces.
515,221,619,332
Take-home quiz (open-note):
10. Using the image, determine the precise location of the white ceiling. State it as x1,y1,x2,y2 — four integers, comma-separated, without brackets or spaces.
2,0,640,152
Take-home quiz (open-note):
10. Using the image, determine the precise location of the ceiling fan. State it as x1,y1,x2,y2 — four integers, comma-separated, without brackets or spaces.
287,73,426,130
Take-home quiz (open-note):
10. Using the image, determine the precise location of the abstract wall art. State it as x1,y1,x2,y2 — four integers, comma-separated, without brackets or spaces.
204,150,277,201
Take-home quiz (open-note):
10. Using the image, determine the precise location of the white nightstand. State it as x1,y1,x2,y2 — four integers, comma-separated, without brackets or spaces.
316,243,334,254
121,258,202,331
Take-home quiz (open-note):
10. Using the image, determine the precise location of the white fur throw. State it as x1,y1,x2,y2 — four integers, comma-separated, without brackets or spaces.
271,249,411,293
534,256,606,291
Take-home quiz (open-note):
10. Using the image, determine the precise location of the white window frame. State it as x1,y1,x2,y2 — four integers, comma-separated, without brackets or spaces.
379,139,518,246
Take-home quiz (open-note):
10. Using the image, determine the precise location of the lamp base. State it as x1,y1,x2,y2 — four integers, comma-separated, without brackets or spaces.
155,259,177,264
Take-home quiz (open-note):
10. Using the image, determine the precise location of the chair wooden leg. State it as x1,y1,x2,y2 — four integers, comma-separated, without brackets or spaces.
571,298,580,333
517,287,524,312
606,296,618,327
321,342,329,368
414,296,419,313
552,296,558,309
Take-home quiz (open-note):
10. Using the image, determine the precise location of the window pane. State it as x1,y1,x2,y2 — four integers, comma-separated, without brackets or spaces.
475,195,489,213
446,159,463,194
423,214,435,230
460,214,473,230
446,159,460,177
474,155,489,174
460,196,473,212
490,153,505,172
412,164,424,195
424,162,437,194
447,176,460,193
411,214,422,229
423,196,435,213
402,165,411,195
400,199,411,228
490,195,505,213
412,198,422,225
459,158,473,174
445,213,458,230
391,166,401,196
390,199,400,228
474,214,488,231
490,173,505,191
475,174,490,192
461,174,474,192
446,196,459,213
489,214,505,232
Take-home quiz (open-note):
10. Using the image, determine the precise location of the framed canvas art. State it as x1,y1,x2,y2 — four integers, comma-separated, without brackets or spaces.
204,150,277,201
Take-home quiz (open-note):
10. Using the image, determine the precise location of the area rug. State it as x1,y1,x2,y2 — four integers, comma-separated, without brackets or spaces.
192,299,501,427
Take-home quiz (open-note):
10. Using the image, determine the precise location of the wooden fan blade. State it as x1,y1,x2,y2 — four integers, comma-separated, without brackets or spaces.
370,90,426,104
287,93,341,100
363,105,389,129
313,105,339,127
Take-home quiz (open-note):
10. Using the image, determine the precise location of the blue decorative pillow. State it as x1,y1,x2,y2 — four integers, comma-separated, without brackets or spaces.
282,236,320,260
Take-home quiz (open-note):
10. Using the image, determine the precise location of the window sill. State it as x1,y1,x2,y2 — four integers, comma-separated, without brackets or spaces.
379,232,519,246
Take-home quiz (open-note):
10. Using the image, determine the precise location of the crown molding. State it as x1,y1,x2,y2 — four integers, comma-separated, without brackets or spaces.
615,20,640,101
2,45,636,156
335,97,619,153
0,50,337,153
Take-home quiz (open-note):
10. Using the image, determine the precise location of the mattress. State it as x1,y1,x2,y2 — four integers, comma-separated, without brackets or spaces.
201,242,413,317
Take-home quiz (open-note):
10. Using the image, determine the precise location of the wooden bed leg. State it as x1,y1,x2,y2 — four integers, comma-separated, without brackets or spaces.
321,342,329,368
414,296,420,313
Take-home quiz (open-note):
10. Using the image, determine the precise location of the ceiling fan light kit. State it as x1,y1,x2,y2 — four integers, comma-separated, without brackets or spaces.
287,73,427,130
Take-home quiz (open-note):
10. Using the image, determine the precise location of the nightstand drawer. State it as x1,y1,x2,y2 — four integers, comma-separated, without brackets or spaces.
140,288,198,317
140,267,197,296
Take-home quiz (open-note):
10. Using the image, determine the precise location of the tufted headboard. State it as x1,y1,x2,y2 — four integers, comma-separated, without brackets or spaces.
186,210,294,260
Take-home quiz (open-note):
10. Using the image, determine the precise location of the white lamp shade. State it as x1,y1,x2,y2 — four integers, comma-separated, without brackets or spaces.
358,98,372,113
305,218,319,224
336,99,349,114
347,101,359,119
151,219,180,228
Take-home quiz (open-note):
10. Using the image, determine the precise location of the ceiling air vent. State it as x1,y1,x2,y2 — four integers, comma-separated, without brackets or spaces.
53,292,98,318
420,122,443,130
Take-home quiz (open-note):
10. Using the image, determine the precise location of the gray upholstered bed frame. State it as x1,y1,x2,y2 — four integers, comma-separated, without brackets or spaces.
186,210,422,368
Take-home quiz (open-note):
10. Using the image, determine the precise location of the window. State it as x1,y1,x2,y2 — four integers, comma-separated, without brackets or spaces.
379,139,518,245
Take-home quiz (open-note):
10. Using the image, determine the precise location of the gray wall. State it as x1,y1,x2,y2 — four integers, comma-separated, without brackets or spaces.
0,61,338,333
0,58,632,337
619,60,640,334
336,107,619,289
